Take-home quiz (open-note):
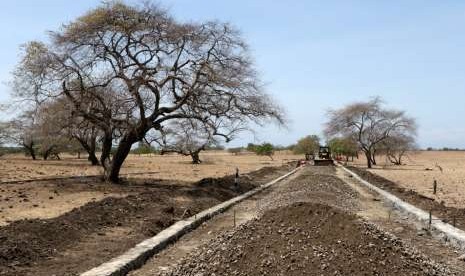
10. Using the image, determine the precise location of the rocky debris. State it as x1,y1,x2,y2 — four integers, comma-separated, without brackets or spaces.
161,202,453,276
153,166,454,276
256,166,359,214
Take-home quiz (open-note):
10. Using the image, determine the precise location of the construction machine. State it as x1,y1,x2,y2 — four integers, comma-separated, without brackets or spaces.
313,146,334,166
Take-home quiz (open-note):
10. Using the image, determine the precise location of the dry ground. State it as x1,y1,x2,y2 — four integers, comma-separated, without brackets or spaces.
351,150,465,209
0,151,300,226
0,150,299,182
0,164,294,276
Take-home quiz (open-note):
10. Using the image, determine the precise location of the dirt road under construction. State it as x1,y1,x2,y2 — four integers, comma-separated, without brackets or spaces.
129,165,465,276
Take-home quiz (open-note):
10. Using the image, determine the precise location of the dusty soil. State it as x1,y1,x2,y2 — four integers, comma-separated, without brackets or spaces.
0,151,300,225
134,166,461,276
0,177,133,226
0,151,300,183
351,151,465,208
349,166,465,232
0,163,294,276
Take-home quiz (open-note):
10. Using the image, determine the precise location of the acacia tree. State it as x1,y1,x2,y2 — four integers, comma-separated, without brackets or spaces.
378,133,416,165
14,2,284,182
324,98,416,168
4,111,39,160
153,116,243,164
152,119,220,164
31,102,71,160
293,135,320,160
43,98,101,165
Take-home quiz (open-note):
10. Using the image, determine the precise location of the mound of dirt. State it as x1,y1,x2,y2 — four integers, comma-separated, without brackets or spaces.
165,202,451,276
348,166,465,231
0,163,293,276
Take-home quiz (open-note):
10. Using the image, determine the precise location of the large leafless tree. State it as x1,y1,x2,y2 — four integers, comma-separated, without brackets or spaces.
324,97,416,168
378,133,416,165
13,2,284,182
152,119,231,164
3,111,39,160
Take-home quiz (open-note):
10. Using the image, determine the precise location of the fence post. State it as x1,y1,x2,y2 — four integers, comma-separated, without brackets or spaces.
433,180,437,195
429,210,432,229
233,210,236,227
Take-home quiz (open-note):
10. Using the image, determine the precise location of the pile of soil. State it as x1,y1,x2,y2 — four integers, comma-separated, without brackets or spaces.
165,202,452,276
0,164,293,276
348,166,465,231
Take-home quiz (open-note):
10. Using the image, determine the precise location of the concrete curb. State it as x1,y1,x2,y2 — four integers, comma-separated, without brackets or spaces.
81,166,301,276
339,164,465,251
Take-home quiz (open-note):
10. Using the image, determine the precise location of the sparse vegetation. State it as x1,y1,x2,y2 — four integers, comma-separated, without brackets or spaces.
328,137,358,161
254,143,275,160
293,135,320,160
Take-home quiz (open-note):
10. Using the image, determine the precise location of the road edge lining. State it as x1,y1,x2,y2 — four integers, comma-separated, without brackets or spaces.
339,164,465,252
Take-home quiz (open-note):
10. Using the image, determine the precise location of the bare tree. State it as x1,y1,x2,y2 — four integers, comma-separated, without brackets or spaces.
153,120,218,164
13,2,284,182
32,102,72,160
324,97,417,168
42,98,102,165
4,111,39,160
378,133,416,165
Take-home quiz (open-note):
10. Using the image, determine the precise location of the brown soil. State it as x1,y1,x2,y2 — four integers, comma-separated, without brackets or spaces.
0,163,294,276
165,202,450,276
0,151,300,183
348,166,465,231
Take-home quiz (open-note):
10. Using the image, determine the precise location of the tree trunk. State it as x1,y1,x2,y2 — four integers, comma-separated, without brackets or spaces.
42,146,55,161
371,151,377,165
23,142,36,160
100,132,113,172
365,151,372,168
88,152,99,166
76,135,99,166
191,151,202,164
103,131,138,183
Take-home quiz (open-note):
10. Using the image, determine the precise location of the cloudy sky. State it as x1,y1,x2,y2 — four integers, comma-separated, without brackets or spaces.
1,1,465,148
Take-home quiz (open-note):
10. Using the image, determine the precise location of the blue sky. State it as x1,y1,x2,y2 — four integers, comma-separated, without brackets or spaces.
1,1,465,148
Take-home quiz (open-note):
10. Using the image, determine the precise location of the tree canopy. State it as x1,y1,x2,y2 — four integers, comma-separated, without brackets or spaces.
10,2,284,182
324,97,416,168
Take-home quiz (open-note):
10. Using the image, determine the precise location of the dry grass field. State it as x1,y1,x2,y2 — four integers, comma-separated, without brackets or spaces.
351,151,465,208
0,151,300,225
0,150,300,183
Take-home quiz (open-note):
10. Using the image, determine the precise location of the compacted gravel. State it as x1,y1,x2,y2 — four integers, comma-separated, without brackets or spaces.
155,166,455,276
